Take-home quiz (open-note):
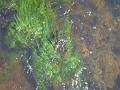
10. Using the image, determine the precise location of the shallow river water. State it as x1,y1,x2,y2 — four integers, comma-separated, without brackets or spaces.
0,0,120,90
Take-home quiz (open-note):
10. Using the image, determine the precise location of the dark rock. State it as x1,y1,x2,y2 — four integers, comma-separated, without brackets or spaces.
87,80,96,90
0,8,16,19
70,14,84,23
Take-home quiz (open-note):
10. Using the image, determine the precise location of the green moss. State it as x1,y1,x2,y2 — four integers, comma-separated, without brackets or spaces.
5,0,55,48
5,0,85,89
0,0,11,8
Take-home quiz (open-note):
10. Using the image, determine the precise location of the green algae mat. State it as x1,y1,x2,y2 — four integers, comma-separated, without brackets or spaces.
0,0,87,90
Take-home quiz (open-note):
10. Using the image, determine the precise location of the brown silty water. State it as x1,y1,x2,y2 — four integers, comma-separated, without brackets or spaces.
0,48,33,90
65,0,120,90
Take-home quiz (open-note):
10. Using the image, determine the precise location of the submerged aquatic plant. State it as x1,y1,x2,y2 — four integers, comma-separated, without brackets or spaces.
5,0,86,89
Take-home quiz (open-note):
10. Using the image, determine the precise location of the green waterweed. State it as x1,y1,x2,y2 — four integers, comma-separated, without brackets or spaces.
5,0,85,89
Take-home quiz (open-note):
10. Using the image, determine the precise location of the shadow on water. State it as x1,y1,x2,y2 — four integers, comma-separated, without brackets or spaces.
89,16,98,28
21,47,37,90
0,8,16,37
115,75,120,90
111,31,120,57
79,0,97,11
112,47,120,57
105,0,120,17
108,75,120,90
106,0,120,8
0,8,16,51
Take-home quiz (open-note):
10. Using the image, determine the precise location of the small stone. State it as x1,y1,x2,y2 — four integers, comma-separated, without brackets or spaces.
93,26,96,29
80,37,84,40
89,51,93,54
108,28,112,31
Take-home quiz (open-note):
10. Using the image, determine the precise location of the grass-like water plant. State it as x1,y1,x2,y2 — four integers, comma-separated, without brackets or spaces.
4,0,85,90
